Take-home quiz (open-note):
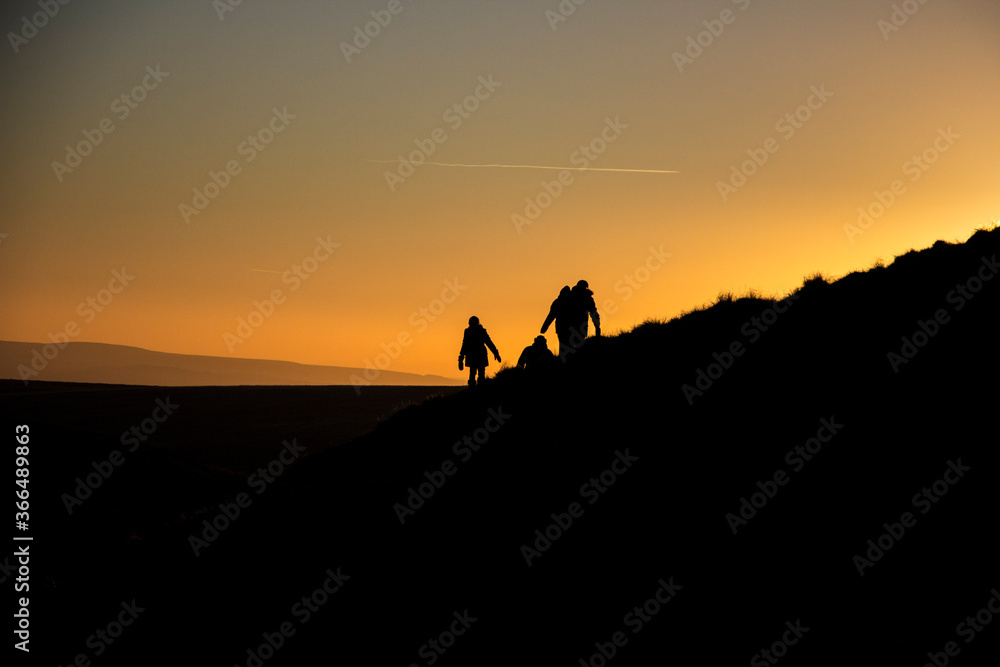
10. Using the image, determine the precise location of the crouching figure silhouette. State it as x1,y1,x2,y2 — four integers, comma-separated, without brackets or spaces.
459,316,500,387
517,335,556,371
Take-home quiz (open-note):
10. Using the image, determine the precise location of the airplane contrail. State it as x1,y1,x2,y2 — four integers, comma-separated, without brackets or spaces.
367,159,679,174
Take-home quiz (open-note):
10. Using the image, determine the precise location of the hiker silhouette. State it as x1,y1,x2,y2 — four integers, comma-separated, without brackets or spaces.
459,316,501,386
540,286,574,358
543,280,600,360
517,335,556,371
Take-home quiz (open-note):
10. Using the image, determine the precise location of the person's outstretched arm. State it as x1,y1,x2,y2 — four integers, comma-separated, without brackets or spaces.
541,306,556,334
590,308,601,336
485,333,501,362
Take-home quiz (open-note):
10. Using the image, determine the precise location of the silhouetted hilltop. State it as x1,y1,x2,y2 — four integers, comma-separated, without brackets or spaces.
30,227,1000,666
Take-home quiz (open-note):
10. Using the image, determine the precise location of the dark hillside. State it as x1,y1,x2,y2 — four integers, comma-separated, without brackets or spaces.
28,228,1000,666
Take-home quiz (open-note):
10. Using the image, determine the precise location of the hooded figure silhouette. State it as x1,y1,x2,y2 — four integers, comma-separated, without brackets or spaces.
459,316,501,386
541,286,574,359
561,280,601,358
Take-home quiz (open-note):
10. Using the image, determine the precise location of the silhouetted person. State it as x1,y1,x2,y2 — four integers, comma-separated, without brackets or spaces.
564,279,601,357
459,316,500,387
540,286,574,359
517,335,556,371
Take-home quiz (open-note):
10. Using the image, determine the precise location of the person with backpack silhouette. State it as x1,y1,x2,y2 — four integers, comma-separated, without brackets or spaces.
459,316,501,386
564,280,600,356
517,335,556,371
540,285,574,359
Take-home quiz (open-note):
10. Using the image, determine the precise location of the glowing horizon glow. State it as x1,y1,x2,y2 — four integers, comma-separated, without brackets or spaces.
1,0,997,382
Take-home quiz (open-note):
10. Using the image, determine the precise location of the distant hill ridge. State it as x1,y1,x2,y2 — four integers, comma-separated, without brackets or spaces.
0,340,461,386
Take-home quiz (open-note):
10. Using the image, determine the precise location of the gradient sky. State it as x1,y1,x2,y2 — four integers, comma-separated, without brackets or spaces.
2,0,997,380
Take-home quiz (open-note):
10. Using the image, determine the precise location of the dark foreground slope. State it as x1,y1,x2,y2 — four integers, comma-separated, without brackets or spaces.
24,229,1000,666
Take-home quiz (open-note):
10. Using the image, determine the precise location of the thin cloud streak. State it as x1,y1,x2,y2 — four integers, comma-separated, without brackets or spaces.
367,159,679,174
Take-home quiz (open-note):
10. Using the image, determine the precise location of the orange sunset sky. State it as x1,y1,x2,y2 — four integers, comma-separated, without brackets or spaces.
2,0,998,380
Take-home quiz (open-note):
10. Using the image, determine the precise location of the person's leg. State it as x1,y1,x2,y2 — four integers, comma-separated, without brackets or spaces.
468,365,476,386
477,366,485,385
557,333,570,361
568,323,587,351
559,325,585,360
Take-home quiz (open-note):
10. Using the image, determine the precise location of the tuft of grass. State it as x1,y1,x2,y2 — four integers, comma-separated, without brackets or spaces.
492,362,513,378
804,271,827,283
981,219,999,232
789,271,828,298
629,317,668,336
715,291,736,304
